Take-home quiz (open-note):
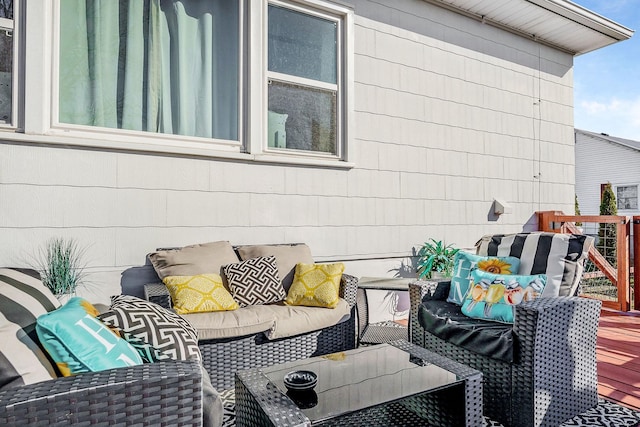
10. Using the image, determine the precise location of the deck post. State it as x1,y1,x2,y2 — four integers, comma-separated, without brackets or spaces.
616,218,630,312
634,217,640,309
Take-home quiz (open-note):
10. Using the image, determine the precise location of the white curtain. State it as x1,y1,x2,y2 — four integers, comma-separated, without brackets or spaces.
59,0,238,140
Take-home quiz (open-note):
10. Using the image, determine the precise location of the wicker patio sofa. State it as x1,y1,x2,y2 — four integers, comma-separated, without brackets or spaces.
409,232,601,427
0,267,208,427
145,274,358,391
143,242,359,391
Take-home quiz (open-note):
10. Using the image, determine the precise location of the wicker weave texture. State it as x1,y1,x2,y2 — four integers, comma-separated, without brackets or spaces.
0,360,203,427
409,280,602,427
202,308,356,390
235,340,483,426
512,296,601,427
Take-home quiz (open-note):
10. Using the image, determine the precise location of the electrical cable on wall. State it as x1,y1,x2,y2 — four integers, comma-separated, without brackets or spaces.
532,41,542,211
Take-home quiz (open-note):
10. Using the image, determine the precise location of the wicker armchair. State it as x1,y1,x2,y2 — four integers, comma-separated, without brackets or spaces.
409,280,601,427
146,273,359,390
0,360,203,426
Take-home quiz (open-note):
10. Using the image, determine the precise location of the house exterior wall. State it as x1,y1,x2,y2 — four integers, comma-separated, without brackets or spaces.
575,131,640,228
0,0,576,304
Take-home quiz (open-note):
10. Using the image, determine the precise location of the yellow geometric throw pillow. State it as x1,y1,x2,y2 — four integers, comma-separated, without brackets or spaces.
285,263,345,308
162,274,239,314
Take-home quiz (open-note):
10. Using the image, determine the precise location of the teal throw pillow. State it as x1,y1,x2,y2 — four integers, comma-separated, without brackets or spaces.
447,252,521,305
36,297,142,376
461,269,546,323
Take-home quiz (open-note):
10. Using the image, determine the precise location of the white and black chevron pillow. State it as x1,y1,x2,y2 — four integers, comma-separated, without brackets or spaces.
223,255,284,307
99,295,201,363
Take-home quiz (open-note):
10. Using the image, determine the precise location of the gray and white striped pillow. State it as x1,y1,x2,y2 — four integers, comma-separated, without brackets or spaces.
476,232,594,297
0,268,60,389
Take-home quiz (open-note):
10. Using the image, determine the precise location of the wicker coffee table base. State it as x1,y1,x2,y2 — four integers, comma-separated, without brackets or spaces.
235,340,482,427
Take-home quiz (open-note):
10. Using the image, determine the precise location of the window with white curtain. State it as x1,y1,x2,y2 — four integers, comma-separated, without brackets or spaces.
0,0,13,125
10,0,352,163
267,1,341,156
58,0,240,142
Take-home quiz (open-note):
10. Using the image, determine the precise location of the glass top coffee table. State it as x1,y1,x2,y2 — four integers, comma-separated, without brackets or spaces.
235,340,482,426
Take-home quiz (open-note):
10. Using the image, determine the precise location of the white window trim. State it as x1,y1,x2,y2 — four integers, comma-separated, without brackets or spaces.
248,0,354,164
0,9,17,129
47,0,244,152
615,183,639,211
8,0,354,169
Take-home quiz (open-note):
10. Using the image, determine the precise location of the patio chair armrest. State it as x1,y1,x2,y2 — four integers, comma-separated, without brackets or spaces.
409,280,450,304
513,296,601,340
408,280,450,346
512,296,602,422
340,273,359,306
0,360,203,426
144,282,173,309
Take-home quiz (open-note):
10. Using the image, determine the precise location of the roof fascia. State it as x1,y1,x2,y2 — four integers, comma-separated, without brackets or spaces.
422,0,633,55
526,0,634,41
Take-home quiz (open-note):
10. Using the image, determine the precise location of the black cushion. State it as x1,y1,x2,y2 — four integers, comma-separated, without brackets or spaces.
418,299,515,363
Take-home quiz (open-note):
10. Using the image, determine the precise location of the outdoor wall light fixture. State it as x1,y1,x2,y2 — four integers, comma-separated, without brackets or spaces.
493,199,512,215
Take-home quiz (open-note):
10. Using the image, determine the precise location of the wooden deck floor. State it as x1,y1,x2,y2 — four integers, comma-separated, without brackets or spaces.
597,308,640,409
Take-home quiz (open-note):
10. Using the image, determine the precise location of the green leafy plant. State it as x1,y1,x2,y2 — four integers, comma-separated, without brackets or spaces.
597,183,617,265
35,237,88,296
416,239,459,279
575,194,582,227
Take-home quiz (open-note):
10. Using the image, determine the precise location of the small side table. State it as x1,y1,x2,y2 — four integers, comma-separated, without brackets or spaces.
143,282,172,309
357,277,413,344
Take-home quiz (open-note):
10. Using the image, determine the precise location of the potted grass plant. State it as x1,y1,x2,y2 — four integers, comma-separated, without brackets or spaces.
417,238,459,279
35,237,88,300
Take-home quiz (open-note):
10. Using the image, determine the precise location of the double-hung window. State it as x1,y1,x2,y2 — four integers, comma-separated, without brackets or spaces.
266,1,342,157
616,185,638,210
0,0,14,126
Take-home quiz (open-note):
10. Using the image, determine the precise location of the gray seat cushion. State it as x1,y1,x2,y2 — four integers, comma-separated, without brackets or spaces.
183,298,351,341
417,299,514,363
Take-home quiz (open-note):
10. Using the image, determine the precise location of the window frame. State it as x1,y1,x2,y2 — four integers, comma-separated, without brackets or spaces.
247,0,354,164
7,0,354,168
265,0,342,158
0,1,17,129
615,184,638,211
48,0,245,151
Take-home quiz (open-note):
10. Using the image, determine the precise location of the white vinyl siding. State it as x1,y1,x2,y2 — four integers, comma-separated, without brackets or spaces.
575,130,640,219
1,0,578,304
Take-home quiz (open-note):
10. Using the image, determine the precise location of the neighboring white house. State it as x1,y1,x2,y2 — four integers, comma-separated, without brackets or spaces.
575,129,640,223
0,0,633,304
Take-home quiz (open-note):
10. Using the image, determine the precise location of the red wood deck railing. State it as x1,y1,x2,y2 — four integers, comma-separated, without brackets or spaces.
537,211,639,311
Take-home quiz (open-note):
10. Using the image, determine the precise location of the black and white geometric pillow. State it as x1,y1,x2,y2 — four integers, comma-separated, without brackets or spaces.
476,232,594,297
222,255,284,307
99,295,201,363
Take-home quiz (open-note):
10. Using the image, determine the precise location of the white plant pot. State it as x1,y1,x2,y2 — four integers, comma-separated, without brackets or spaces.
430,271,451,280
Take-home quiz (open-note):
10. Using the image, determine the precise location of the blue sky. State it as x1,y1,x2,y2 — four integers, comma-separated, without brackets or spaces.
573,0,640,140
